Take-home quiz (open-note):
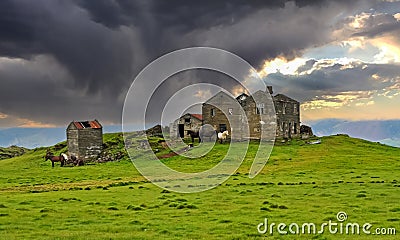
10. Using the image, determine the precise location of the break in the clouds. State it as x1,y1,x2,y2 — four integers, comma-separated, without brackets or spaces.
0,0,399,127
258,0,400,121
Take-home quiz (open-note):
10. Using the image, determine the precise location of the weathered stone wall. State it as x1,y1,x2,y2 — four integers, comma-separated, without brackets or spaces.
202,92,248,140
77,128,103,160
274,94,300,138
202,103,230,132
169,121,178,138
67,127,103,160
242,91,276,140
67,129,79,157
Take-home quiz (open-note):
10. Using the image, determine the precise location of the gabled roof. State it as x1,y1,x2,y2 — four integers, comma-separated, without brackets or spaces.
240,90,272,105
71,119,102,129
181,113,203,121
204,91,236,104
191,114,203,121
273,94,299,103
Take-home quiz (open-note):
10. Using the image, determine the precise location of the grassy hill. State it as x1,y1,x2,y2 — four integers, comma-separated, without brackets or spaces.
0,145,28,160
0,133,399,239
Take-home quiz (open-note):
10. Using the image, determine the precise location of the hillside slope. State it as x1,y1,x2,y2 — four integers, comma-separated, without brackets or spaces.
0,145,27,160
0,134,399,239
308,119,400,147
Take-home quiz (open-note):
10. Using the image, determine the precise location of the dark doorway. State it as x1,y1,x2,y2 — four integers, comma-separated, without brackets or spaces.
219,124,227,133
288,122,292,139
178,124,185,138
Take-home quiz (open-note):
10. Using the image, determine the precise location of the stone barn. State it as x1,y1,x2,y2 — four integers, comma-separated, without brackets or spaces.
67,119,103,160
170,113,203,138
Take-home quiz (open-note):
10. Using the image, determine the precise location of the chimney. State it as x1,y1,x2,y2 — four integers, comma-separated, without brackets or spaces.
267,86,273,94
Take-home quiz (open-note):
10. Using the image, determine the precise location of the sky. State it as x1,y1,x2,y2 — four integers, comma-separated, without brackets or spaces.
0,0,399,128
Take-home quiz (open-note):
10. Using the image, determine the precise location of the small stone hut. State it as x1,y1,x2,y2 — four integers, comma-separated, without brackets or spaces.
66,119,103,160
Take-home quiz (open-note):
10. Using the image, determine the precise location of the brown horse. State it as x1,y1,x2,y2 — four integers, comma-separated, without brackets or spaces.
187,130,201,143
44,152,66,167
70,155,84,166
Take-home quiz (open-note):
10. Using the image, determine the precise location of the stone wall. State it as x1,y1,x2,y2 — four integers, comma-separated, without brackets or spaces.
67,129,79,157
67,127,103,160
78,128,102,160
242,91,276,140
202,91,248,140
274,94,300,138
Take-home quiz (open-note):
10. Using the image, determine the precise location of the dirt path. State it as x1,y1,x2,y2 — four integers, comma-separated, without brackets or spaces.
158,147,189,159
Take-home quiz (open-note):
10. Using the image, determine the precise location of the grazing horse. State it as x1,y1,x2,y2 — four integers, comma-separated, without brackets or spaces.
187,130,201,143
217,130,229,144
44,152,66,167
71,155,84,166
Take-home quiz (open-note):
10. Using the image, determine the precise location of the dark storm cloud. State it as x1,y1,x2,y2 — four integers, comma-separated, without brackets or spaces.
0,0,378,126
0,56,121,125
352,21,400,38
75,0,365,66
145,69,244,124
0,1,45,58
264,61,400,103
334,8,400,41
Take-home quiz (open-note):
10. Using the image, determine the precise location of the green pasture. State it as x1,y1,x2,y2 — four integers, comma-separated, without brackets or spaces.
0,134,399,239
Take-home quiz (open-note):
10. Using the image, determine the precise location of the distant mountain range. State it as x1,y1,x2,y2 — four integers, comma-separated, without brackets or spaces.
306,119,400,147
0,120,399,148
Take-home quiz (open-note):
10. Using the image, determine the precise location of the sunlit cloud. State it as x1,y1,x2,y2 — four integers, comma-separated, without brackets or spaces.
302,91,375,110
0,114,57,128
355,100,375,107
371,36,400,63
254,5,400,123
194,89,213,100
0,112,8,119
394,13,400,21
332,11,400,64
260,53,400,121
17,119,56,128
258,57,307,77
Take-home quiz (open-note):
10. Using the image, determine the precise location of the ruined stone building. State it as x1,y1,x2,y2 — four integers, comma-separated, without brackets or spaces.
170,113,203,138
273,93,300,138
67,119,103,160
202,86,300,139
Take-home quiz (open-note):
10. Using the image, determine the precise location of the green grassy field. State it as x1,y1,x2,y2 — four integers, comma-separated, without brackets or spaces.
0,134,399,239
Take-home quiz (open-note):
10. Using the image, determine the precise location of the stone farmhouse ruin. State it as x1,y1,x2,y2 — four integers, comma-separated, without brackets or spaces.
170,86,301,140
203,86,300,140
66,119,103,160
